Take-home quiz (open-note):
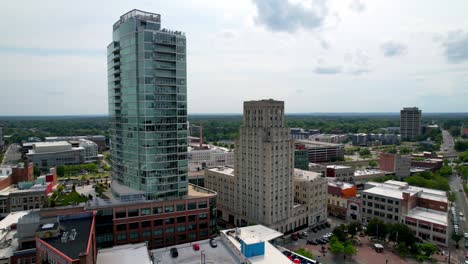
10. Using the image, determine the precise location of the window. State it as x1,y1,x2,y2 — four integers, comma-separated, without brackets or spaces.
129,222,139,230
130,231,139,240
117,233,126,241
198,201,207,209
128,209,139,217
199,222,208,229
188,232,197,240
177,216,186,223
142,230,151,238
188,223,196,231
188,215,196,222
166,227,174,234
165,205,174,213
116,224,127,231
153,228,163,236
165,218,175,225
141,208,150,215
142,221,151,228
176,204,186,211
177,225,186,232
153,207,163,214
154,219,163,226
116,211,126,218
199,213,207,220
188,202,197,210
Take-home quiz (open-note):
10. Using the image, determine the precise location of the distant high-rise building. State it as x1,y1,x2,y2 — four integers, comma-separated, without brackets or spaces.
108,10,188,200
400,107,422,141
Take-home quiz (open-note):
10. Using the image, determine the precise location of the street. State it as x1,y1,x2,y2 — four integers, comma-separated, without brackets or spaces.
441,130,458,158
1,144,21,166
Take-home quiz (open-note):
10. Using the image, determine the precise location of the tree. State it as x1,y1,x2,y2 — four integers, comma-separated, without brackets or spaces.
438,165,452,178
366,218,387,239
332,224,348,242
329,237,345,254
56,166,65,177
400,146,412,154
418,242,437,257
368,160,378,168
451,232,463,248
359,148,371,158
343,241,357,258
33,167,41,177
396,242,410,257
347,222,362,239
448,192,456,202
387,223,416,246
294,248,314,259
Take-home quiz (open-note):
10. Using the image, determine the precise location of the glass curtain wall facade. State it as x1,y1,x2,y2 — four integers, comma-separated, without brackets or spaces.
107,10,188,201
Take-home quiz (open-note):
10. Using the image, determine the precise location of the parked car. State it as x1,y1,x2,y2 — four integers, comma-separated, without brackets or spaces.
325,222,331,228
311,228,318,233
298,232,304,239
291,233,298,241
210,238,218,248
307,239,318,245
170,247,178,258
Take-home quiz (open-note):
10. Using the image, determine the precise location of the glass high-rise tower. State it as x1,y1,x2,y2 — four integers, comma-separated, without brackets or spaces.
107,10,188,201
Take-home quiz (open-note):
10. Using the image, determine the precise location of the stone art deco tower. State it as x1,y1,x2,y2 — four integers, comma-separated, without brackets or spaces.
235,99,294,226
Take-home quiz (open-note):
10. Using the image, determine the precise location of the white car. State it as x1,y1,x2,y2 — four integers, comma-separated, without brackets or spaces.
459,212,464,217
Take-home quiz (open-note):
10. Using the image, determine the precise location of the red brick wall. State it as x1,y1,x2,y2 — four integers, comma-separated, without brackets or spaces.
0,176,13,191
379,153,395,172
11,163,34,183
417,197,448,212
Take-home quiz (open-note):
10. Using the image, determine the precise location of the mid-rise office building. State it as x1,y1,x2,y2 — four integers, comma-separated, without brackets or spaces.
79,139,99,163
400,107,422,141
293,146,309,170
293,169,328,226
295,140,344,163
352,133,401,146
361,180,449,246
108,9,188,201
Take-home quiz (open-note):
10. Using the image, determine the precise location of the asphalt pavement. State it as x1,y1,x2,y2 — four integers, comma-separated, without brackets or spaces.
1,144,21,166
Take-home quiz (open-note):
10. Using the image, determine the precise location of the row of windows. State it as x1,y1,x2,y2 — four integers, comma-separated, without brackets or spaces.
115,202,208,218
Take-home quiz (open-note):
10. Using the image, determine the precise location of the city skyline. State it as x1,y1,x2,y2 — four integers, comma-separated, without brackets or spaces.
1,0,468,115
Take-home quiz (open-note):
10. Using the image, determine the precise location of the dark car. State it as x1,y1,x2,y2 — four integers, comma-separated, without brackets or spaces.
311,228,318,233
291,233,298,241
307,239,318,245
316,225,322,230
321,237,329,243
317,239,326,245
170,247,178,258
210,238,218,248
325,222,331,228
298,232,305,239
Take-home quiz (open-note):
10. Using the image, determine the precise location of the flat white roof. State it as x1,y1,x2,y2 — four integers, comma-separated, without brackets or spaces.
97,243,152,264
293,169,322,181
406,207,448,226
152,238,240,264
364,186,404,199
327,165,352,169
364,180,447,202
33,141,70,147
354,169,386,176
207,167,235,176
222,225,291,264
0,211,30,230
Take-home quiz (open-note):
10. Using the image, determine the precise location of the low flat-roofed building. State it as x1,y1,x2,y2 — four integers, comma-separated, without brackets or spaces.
354,169,389,185
97,243,152,264
205,167,237,224
327,180,357,219
362,180,449,246
0,211,31,263
26,141,85,170
45,135,107,151
326,165,355,182
36,212,96,264
188,145,234,171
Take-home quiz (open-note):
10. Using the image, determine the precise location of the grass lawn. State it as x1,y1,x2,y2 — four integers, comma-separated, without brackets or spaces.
61,172,111,181
51,190,88,207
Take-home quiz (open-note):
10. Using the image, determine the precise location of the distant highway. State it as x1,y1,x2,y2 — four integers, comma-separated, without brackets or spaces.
1,144,21,166
441,130,458,158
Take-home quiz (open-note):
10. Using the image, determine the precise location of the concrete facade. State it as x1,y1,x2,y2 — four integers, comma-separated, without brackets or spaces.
379,152,410,179
361,180,449,246
400,107,422,141
295,140,344,163
326,165,355,182
26,142,85,170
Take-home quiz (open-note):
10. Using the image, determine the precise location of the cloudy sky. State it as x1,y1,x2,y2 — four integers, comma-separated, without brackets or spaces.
1,0,468,115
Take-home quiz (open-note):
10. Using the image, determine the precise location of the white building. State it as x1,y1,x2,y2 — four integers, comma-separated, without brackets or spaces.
188,145,234,171
362,180,449,246
79,139,99,163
